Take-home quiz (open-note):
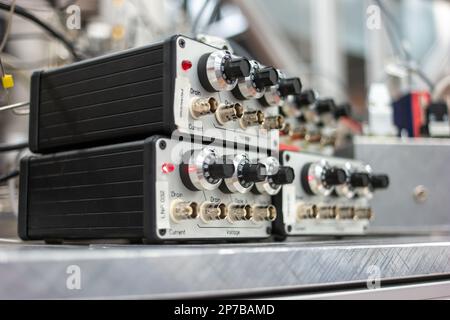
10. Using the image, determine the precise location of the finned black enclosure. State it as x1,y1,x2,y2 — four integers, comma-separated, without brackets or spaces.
19,140,149,242
29,36,178,154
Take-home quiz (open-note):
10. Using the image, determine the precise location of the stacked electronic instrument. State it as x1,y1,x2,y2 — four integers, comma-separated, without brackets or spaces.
18,34,389,243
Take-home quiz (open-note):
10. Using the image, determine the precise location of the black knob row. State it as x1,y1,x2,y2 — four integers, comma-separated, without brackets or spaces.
350,173,370,188
208,164,235,180
279,78,303,97
315,99,337,115
294,89,317,108
254,67,279,89
242,164,266,183
223,57,251,79
271,167,295,185
370,174,390,189
242,164,295,185
323,168,347,187
301,162,390,195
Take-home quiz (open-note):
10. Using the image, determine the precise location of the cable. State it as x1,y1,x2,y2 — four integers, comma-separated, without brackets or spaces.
227,38,254,59
0,141,28,152
373,0,435,91
374,0,409,61
0,0,16,53
0,169,19,184
0,2,83,61
191,0,211,35
0,101,29,112
207,0,223,26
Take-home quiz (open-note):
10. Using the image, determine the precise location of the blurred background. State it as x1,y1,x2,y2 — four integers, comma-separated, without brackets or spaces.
1,0,450,238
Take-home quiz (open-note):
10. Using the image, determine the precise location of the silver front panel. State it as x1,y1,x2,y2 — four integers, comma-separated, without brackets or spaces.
173,36,279,151
280,152,371,235
153,138,272,240
355,137,450,234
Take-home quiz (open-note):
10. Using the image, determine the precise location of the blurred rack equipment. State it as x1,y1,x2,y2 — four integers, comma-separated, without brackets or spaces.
18,136,295,243
393,91,431,137
355,136,450,234
279,90,351,155
29,34,300,153
273,151,389,238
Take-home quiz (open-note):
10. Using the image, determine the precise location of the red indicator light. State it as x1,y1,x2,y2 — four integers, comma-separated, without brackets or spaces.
162,163,175,174
308,175,315,182
181,60,192,71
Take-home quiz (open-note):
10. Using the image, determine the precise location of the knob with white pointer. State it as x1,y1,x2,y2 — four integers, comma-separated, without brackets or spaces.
259,72,302,107
180,148,234,192
198,50,250,92
220,155,267,194
223,57,251,79
254,157,295,195
301,161,347,196
232,62,279,100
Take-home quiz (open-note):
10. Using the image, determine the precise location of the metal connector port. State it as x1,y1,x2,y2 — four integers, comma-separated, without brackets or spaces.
215,103,244,125
200,202,228,222
335,206,355,220
316,205,336,219
190,97,218,119
227,204,252,223
263,115,285,131
240,110,265,129
354,207,373,220
248,205,277,222
297,203,317,220
170,200,198,223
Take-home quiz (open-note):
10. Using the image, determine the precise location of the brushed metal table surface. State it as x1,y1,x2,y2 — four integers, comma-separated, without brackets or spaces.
1,236,450,299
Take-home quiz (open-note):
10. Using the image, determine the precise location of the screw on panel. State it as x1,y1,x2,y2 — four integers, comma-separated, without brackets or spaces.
178,38,186,48
287,225,293,233
413,185,428,203
159,140,167,150
159,229,167,236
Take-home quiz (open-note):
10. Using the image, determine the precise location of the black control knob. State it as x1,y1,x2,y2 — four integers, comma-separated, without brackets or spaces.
370,174,390,189
335,103,352,119
224,57,251,79
297,114,307,124
295,90,317,108
279,78,302,97
271,167,295,185
208,164,235,180
254,67,279,89
323,168,347,186
316,99,337,115
350,173,370,188
241,164,267,183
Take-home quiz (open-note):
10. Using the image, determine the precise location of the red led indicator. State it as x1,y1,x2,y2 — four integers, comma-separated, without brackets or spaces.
308,175,315,182
181,60,193,71
162,163,175,174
